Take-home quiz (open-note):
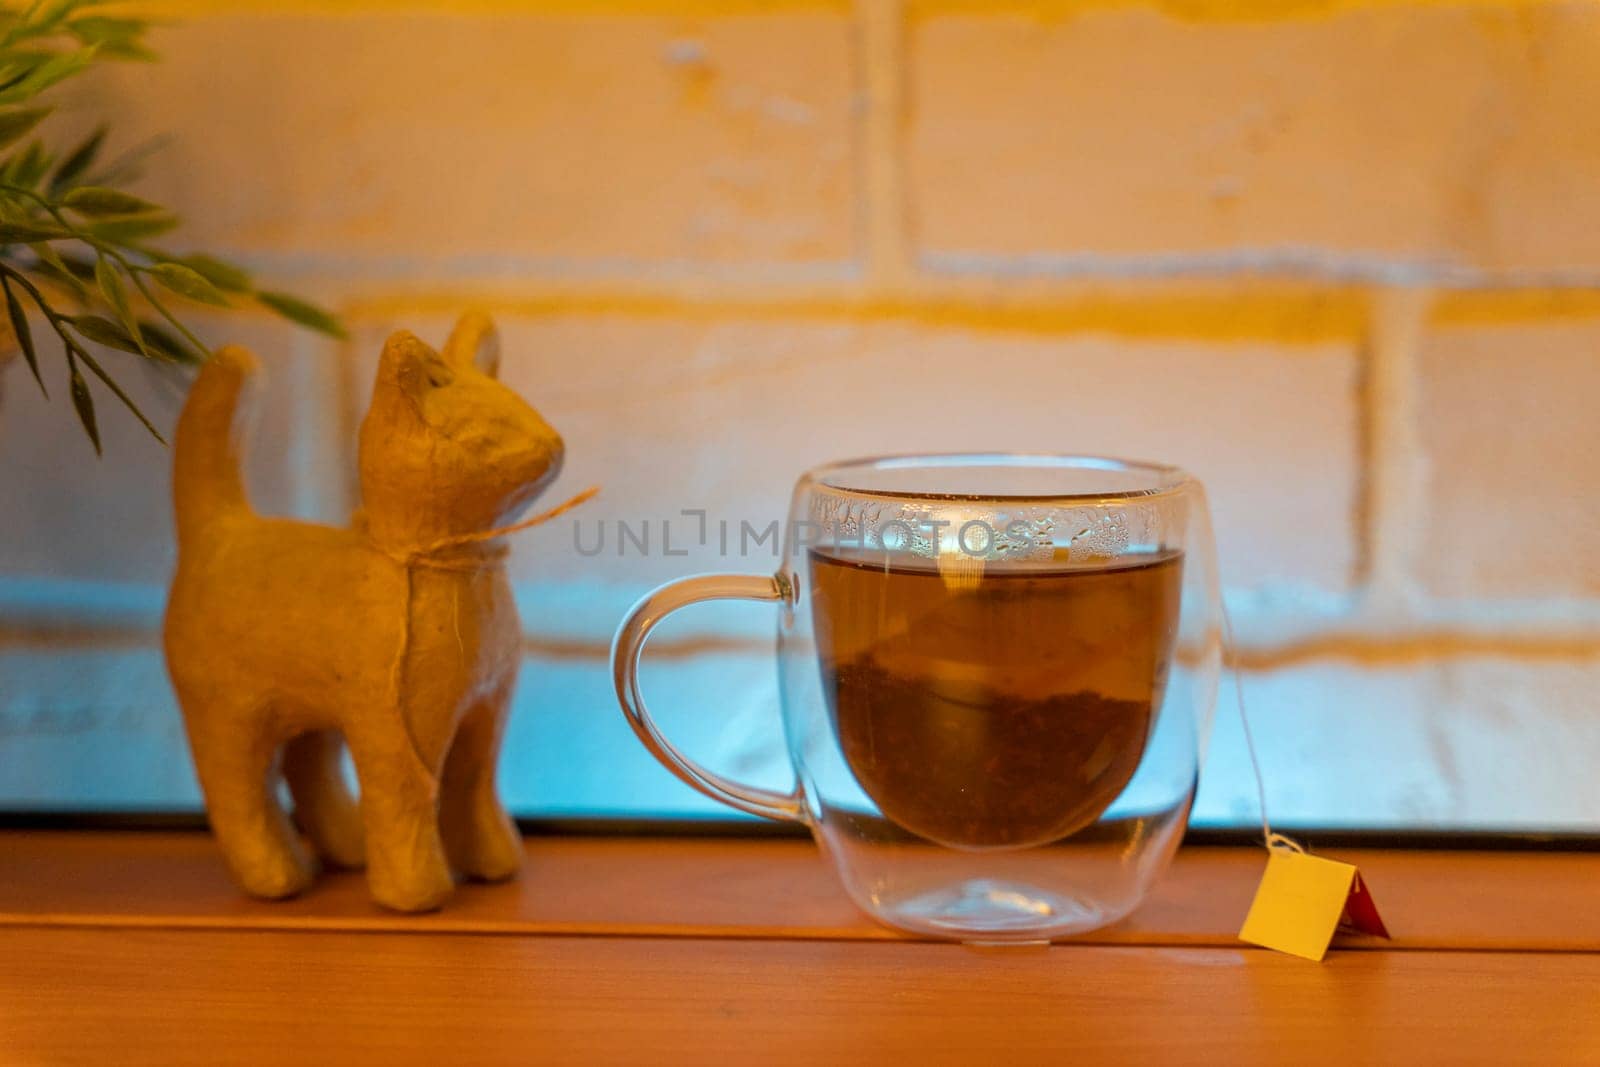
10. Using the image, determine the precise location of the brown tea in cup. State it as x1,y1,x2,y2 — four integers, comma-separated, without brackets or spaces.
810,546,1183,850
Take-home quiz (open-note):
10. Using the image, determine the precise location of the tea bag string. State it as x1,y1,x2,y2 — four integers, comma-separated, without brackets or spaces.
1221,598,1305,856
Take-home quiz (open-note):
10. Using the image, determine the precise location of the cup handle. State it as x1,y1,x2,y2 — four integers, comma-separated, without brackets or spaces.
611,572,806,824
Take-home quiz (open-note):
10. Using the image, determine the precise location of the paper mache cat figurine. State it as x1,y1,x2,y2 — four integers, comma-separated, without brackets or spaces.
164,313,564,912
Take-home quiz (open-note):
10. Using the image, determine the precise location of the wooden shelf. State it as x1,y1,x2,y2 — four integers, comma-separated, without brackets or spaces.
6,830,1600,950
3,831,1598,1062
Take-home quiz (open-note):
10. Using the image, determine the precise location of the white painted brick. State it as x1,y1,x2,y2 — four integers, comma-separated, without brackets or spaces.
7,641,1598,833
0,645,197,809
0,643,788,820
64,12,855,276
1196,657,1600,830
506,647,787,817
345,311,1359,638
1417,320,1600,599
0,315,340,590
908,3,1600,278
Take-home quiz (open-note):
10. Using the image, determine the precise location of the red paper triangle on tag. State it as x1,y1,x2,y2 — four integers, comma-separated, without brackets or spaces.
1337,870,1390,939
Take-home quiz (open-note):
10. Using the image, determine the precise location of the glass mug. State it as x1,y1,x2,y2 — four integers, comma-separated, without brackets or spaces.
612,454,1221,942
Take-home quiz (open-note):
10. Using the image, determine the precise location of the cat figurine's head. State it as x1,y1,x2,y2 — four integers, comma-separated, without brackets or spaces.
358,312,564,549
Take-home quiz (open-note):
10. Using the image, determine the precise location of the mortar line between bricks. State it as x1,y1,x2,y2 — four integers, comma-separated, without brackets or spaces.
903,0,1575,22
333,333,364,522
141,0,854,16
1353,334,1376,590
858,0,912,291
281,329,347,524
131,0,1565,21
317,285,1600,345
333,287,1375,343
5,626,1599,667
1358,288,1433,610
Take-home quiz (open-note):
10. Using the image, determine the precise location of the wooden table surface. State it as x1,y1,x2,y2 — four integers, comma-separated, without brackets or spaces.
2,832,1598,1064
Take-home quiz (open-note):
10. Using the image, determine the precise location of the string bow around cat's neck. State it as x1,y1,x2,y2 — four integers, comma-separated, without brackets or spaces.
369,485,599,573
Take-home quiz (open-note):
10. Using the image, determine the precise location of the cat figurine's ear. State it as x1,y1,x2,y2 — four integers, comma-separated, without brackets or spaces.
375,330,449,415
442,310,500,378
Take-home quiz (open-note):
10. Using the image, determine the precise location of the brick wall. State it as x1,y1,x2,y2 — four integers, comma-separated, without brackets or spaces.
1,0,1596,829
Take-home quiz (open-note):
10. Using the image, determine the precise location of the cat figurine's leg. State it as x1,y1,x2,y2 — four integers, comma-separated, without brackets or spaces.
345,710,455,912
181,695,317,899
439,680,522,882
284,730,365,869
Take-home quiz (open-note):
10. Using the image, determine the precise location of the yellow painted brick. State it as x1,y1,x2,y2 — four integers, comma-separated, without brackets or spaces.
65,12,855,271
344,310,1360,595
908,2,1600,277
1417,319,1600,598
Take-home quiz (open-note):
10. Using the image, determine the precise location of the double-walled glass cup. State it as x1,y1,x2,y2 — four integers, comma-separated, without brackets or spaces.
612,454,1220,942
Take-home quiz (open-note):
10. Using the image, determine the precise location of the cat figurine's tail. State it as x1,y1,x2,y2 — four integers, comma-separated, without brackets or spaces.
173,345,259,549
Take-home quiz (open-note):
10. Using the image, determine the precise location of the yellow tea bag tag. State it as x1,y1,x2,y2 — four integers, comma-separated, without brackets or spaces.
1238,843,1390,962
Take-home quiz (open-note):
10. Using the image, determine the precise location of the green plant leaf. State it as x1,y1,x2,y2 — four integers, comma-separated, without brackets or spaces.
0,219,67,242
149,261,229,306
67,16,147,49
70,313,142,354
257,290,345,339
2,140,50,188
81,135,162,188
94,253,125,314
175,252,251,293
56,252,97,280
138,319,204,364
67,359,100,455
28,242,87,299
0,47,97,106
61,184,158,216
1,274,43,396
0,105,49,151
1,2,105,47
33,0,92,33
91,38,154,62
48,123,105,191
93,252,147,359
73,342,165,441
82,212,177,242
0,55,47,96
72,334,166,445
